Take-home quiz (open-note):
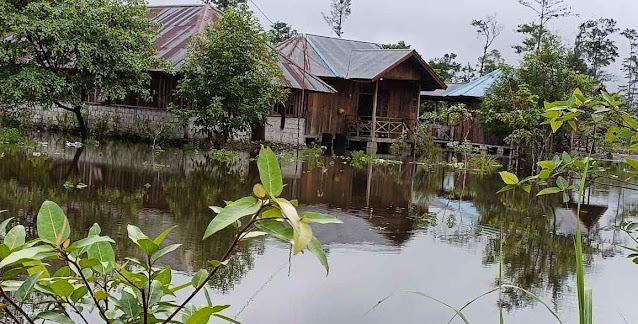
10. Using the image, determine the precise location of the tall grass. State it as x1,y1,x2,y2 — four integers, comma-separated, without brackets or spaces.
575,157,593,324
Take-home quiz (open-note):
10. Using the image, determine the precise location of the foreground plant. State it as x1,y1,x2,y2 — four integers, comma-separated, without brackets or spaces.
0,147,340,323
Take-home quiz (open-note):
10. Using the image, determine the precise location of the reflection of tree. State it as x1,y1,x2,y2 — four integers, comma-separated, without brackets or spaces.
472,172,595,308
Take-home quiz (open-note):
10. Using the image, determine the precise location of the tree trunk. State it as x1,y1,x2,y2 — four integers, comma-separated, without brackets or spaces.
73,106,88,141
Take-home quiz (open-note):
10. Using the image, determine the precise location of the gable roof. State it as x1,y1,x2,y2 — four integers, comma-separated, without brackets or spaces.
277,34,446,90
421,69,502,102
148,4,221,70
278,53,337,93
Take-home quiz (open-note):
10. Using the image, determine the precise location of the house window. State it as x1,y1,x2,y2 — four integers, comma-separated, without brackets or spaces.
273,89,304,117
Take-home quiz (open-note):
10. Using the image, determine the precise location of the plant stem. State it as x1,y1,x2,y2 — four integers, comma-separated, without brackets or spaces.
2,308,20,324
0,287,34,324
65,254,110,323
65,298,90,324
161,216,259,323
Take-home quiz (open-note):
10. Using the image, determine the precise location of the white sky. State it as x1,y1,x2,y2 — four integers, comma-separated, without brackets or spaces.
148,0,638,89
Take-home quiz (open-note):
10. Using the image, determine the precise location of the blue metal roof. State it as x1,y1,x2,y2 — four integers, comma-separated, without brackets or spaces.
421,69,502,99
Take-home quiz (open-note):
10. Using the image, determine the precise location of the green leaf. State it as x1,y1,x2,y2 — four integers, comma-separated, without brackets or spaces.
257,147,283,197
521,184,531,193
146,280,163,307
261,207,282,219
0,246,55,269
127,225,149,243
561,152,573,164
70,286,89,302
0,217,15,236
88,223,101,236
240,232,268,241
137,238,160,255
496,184,516,194
499,171,519,185
556,176,569,190
15,271,42,302
255,220,293,243
87,238,115,274
79,258,101,269
151,244,182,263
537,187,562,196
301,212,343,224
622,112,638,130
293,222,313,255
4,225,25,251
213,313,241,324
37,201,71,246
154,266,172,286
307,237,329,274
67,236,115,252
626,158,638,170
203,197,261,240
36,311,73,324
539,169,551,179
606,126,619,142
192,269,208,288
50,280,74,297
536,161,555,170
550,119,563,133
186,307,214,324
117,290,141,318
154,225,177,245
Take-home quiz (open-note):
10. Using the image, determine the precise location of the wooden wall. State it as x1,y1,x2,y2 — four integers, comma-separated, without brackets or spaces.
304,78,421,137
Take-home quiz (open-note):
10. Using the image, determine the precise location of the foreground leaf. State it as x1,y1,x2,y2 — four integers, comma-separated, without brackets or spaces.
307,237,329,274
203,197,261,240
37,201,70,246
257,147,283,197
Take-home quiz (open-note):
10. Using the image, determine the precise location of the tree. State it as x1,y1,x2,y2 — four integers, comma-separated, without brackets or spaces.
206,0,246,10
478,49,505,75
515,0,571,53
174,4,288,146
269,21,298,44
471,15,503,76
575,18,619,80
621,29,638,106
381,41,411,49
428,53,462,82
322,0,352,38
479,37,596,165
459,63,477,83
0,0,165,140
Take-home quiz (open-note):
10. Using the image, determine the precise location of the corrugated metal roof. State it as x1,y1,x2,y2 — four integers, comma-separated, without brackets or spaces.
278,53,337,93
147,5,221,70
277,34,446,90
421,70,502,99
345,49,412,79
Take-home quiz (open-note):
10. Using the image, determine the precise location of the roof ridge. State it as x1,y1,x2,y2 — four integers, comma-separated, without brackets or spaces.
148,4,204,8
305,33,381,47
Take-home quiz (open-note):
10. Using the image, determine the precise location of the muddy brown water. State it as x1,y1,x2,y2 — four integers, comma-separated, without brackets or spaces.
1,134,638,323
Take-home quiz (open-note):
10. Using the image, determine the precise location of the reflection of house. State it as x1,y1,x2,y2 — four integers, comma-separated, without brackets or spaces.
552,204,608,234
421,70,506,151
275,34,446,151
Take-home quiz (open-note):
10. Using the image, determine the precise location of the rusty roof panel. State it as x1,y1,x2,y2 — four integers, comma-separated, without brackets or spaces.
278,53,336,93
147,5,221,70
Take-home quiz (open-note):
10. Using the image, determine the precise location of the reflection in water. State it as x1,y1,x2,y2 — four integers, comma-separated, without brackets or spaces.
1,135,637,323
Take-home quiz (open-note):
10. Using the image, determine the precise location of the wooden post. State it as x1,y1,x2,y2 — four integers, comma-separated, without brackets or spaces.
371,80,379,139
367,80,379,155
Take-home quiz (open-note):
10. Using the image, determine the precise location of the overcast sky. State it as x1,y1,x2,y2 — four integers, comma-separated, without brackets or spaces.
149,0,638,89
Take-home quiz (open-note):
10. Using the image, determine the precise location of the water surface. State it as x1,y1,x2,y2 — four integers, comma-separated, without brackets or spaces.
1,134,638,323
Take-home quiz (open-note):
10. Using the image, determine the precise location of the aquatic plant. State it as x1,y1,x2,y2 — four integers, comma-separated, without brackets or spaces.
0,128,24,144
0,147,340,323
467,154,502,174
209,149,238,163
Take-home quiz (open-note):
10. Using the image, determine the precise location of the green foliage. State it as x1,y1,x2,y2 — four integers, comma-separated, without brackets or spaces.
0,128,25,144
575,18,619,80
209,149,237,163
428,53,462,82
0,146,338,323
381,41,411,49
479,40,596,158
346,151,381,168
269,21,297,44
466,154,502,174
206,0,246,10
0,0,166,139
174,4,287,145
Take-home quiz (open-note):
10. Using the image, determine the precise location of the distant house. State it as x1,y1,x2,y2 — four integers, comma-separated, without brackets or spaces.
275,34,446,150
87,5,335,128
421,70,503,149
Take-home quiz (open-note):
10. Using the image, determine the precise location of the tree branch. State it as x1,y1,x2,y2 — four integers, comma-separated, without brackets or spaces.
0,287,35,324
64,254,110,323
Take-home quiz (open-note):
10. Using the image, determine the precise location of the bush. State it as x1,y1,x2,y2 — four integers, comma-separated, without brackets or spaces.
0,128,24,144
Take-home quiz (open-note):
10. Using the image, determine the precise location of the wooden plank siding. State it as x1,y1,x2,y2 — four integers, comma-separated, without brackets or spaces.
304,78,421,138
88,72,186,109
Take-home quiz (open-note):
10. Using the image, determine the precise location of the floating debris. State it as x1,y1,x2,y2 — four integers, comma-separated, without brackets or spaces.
32,152,41,157
65,142,83,148
76,183,88,189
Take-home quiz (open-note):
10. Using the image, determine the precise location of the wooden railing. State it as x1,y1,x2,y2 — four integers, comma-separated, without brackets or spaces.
346,116,413,139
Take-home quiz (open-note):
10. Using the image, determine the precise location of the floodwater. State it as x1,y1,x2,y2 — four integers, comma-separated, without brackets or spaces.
2,134,638,323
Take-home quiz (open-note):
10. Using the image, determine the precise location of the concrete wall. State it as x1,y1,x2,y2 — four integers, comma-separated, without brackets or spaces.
265,116,305,145
28,105,303,145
